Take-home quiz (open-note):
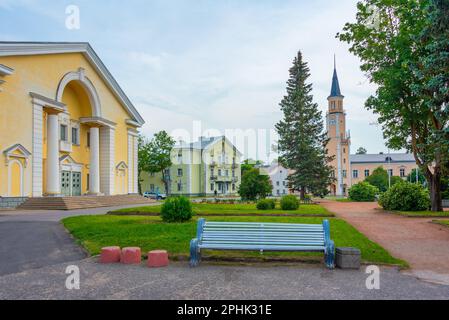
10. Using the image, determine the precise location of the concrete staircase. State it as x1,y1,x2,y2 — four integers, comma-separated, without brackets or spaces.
17,194,155,211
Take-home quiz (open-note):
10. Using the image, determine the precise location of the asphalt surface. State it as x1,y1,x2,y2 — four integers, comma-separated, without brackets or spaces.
0,204,155,276
0,259,448,300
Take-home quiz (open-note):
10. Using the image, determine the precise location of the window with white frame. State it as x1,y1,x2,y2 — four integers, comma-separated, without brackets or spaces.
352,170,358,178
60,124,68,141
364,169,370,177
71,127,79,145
400,168,405,177
177,168,183,176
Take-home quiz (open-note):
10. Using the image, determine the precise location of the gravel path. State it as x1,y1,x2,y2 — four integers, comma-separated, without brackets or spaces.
0,259,448,300
319,200,449,285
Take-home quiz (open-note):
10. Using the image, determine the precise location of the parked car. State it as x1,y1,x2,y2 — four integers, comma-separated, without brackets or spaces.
143,191,167,200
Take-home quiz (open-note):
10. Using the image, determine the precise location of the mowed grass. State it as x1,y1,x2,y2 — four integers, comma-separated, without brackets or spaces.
432,220,449,228
110,203,334,217
391,210,449,217
62,215,405,266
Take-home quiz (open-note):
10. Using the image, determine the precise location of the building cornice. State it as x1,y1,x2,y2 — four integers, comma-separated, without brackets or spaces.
30,92,66,113
80,116,117,128
0,64,14,76
0,42,145,126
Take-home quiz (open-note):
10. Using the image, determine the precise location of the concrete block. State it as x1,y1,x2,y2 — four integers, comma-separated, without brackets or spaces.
147,250,169,268
121,247,141,264
336,247,361,269
100,246,121,263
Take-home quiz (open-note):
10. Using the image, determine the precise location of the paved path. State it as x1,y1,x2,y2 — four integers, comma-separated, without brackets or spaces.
0,203,157,276
0,259,448,300
319,200,449,285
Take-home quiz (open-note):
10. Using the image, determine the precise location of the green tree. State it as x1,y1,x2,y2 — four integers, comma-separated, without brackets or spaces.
406,168,427,186
348,182,379,202
137,135,151,195
238,168,272,201
365,166,402,192
356,147,367,154
241,159,264,176
275,51,334,200
145,131,175,196
338,0,448,211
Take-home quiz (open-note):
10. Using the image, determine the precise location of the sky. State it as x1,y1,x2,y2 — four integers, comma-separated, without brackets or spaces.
0,0,390,162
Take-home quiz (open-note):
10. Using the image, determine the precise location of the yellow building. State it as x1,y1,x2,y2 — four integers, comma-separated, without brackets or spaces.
0,42,144,199
325,59,417,196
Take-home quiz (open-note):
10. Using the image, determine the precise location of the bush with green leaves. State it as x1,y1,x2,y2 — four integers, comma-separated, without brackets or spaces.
160,196,193,222
280,195,299,210
378,182,430,212
256,198,276,210
348,182,379,202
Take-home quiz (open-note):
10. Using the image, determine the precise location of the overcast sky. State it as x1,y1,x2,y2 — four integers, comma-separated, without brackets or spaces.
0,0,391,162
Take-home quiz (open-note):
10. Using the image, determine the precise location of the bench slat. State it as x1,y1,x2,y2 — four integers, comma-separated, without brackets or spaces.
199,244,325,251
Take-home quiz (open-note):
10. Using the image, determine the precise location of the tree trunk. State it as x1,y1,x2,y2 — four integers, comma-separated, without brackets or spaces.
300,187,306,201
428,169,443,212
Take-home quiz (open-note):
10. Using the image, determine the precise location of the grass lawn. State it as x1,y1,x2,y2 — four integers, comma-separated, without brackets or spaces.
432,220,449,228
110,203,334,217
62,215,405,266
390,210,449,217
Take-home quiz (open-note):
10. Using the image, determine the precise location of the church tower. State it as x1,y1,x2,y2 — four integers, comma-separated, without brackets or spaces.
326,57,351,196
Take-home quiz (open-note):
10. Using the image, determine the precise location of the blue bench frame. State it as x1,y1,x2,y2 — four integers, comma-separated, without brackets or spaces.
189,218,335,269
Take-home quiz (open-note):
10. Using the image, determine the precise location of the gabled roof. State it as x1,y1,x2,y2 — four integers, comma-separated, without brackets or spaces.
350,153,415,164
3,143,31,158
0,42,144,126
174,136,243,156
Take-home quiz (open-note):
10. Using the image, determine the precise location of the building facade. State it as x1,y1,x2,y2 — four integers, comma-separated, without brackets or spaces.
141,136,242,197
325,59,417,196
0,42,144,198
259,163,291,197
350,153,417,184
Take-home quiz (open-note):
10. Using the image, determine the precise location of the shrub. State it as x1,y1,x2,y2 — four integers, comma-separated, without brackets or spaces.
348,182,379,202
378,182,430,211
280,195,299,210
160,196,193,222
256,198,276,210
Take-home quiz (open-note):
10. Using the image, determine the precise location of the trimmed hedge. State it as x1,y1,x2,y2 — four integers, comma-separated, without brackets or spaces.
160,196,193,222
378,182,430,212
348,182,379,202
280,195,300,211
256,198,276,210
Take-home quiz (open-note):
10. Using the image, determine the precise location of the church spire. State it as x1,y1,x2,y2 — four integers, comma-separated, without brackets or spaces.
329,55,343,98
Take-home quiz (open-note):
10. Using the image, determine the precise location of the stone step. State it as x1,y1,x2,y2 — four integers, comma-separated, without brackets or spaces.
17,195,155,210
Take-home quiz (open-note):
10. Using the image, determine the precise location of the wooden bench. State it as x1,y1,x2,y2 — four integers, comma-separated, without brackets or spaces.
189,218,335,269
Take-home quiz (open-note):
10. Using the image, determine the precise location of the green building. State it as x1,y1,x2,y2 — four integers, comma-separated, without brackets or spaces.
141,136,242,197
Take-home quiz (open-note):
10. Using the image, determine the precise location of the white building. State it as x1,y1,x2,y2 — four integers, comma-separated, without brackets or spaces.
260,163,290,196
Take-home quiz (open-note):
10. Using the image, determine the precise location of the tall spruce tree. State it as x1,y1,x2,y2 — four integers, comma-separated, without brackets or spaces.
275,51,334,199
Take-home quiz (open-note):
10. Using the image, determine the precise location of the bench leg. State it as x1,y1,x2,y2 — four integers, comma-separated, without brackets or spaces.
189,238,201,267
325,240,335,269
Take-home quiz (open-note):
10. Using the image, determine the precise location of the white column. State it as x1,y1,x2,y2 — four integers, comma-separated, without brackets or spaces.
89,127,101,194
46,114,60,196
133,135,138,194
128,134,133,194
100,127,115,195
32,104,44,197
